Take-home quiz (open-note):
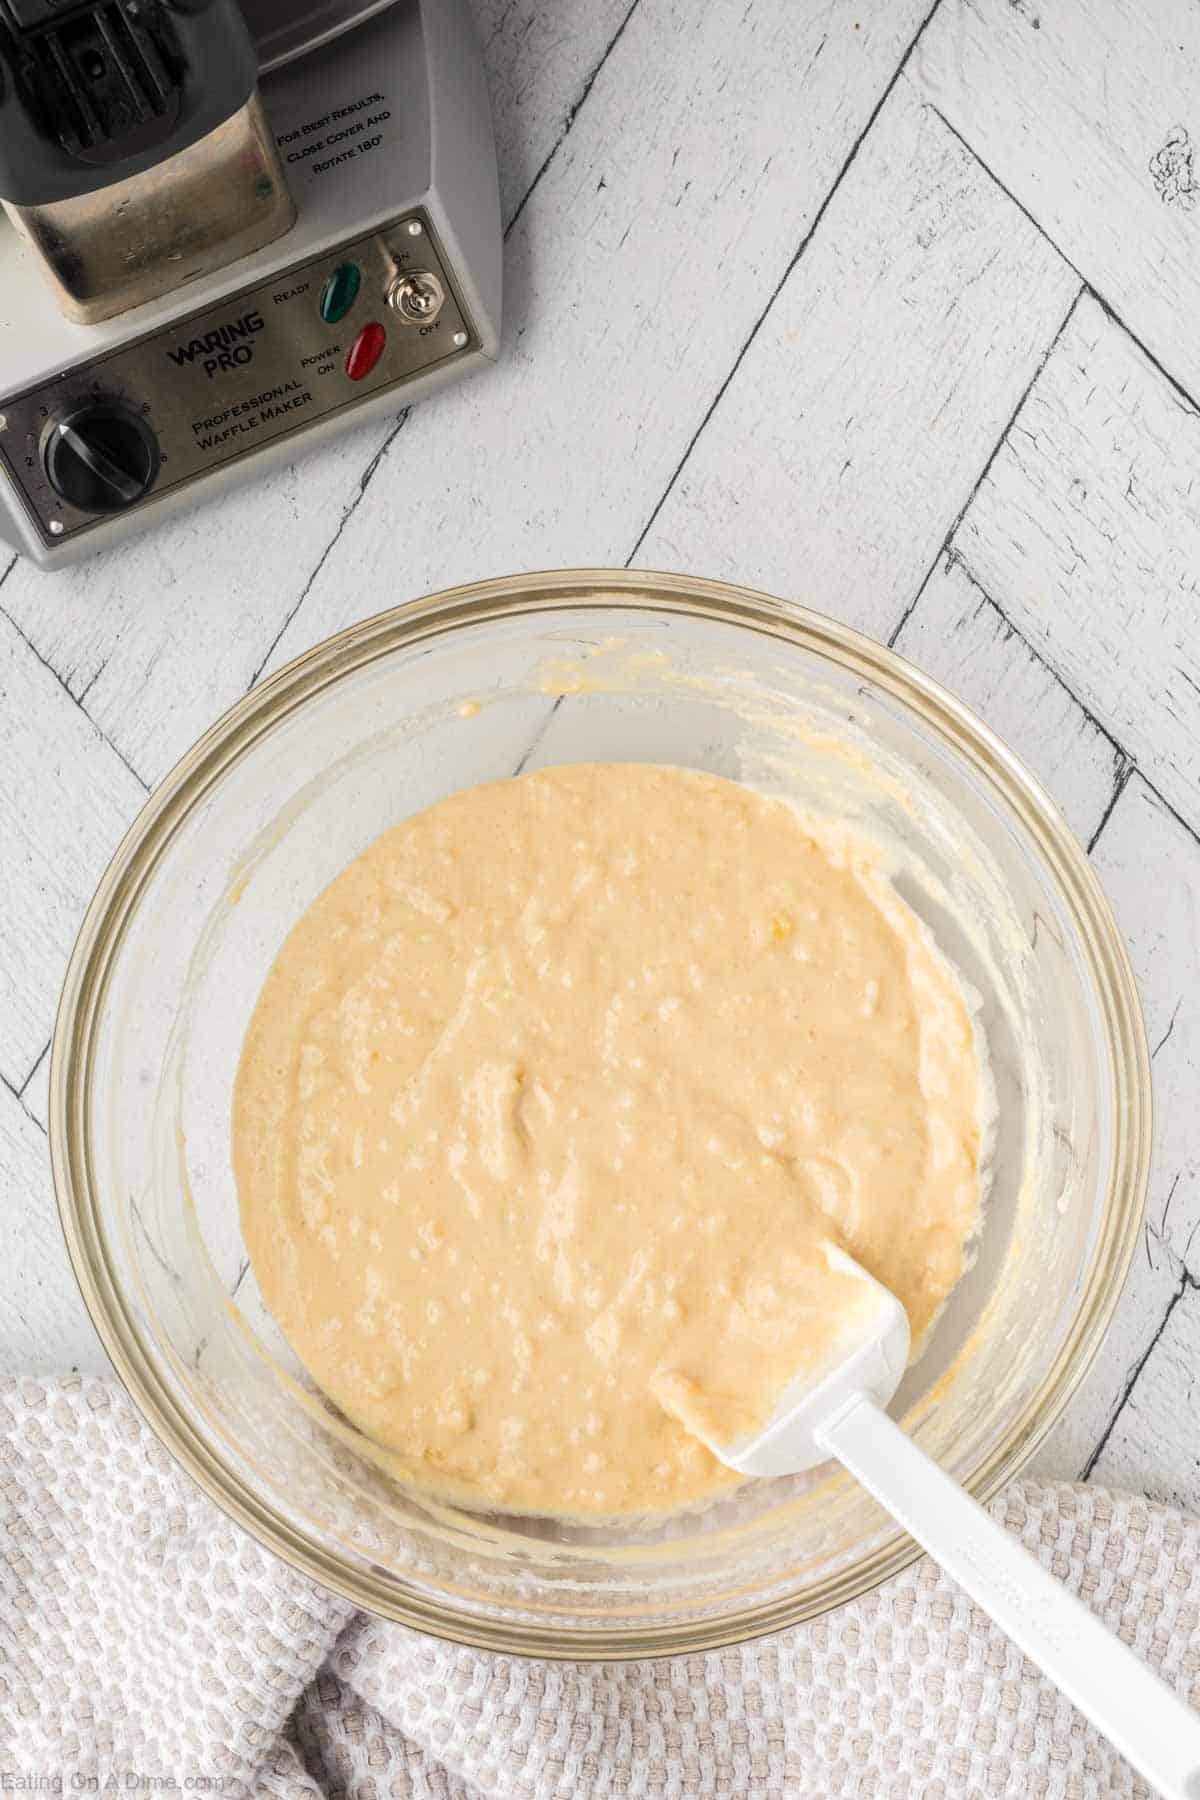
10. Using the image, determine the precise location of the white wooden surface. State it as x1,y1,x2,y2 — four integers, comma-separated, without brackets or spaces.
1,0,1198,1505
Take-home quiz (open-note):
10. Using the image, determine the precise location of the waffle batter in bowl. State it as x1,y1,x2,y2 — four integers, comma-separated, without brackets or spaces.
52,572,1149,1655
234,764,983,1517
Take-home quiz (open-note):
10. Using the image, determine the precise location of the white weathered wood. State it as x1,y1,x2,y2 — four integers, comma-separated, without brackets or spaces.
0,0,645,787
1029,774,1200,1488
892,553,1123,849
912,0,1200,405
0,426,391,788
0,608,145,1090
0,1086,106,1373
260,0,934,673
634,82,1079,642
1084,1281,1200,1513
19,1041,49,1133
954,297,1200,837
473,0,634,229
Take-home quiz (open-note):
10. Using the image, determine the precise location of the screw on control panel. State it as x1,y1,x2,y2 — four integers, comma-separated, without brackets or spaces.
453,331,468,348
386,269,445,325
48,519,64,535
405,219,423,237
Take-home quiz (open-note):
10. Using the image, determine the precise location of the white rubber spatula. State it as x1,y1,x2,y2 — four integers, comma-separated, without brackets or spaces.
706,1251,1200,1800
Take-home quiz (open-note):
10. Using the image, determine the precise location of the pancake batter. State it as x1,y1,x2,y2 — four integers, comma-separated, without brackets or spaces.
235,764,981,1516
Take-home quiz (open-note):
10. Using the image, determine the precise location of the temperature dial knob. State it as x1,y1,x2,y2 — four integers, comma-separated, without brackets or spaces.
44,402,160,514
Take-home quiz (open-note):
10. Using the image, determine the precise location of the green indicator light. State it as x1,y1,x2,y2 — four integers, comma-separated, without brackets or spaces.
320,262,361,325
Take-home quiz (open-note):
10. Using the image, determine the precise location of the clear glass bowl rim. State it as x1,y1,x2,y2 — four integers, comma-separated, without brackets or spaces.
49,567,1152,1658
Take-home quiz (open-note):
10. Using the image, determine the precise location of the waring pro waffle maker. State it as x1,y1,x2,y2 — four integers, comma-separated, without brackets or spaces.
0,0,500,565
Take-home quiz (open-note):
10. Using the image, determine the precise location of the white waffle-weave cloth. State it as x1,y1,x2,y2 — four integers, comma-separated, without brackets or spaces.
2,1376,1198,1799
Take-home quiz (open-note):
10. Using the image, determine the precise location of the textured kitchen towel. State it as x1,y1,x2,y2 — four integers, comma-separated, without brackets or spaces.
1,1378,1198,1800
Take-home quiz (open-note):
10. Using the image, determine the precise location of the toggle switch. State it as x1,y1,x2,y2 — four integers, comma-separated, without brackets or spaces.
386,269,445,325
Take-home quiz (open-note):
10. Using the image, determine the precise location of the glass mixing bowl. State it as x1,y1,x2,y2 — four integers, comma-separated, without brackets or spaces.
51,570,1150,1657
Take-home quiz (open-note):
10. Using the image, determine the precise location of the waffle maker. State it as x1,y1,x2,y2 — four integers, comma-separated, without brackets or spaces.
0,0,500,566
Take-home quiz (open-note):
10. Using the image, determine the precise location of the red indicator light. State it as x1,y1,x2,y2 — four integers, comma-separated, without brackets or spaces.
345,321,386,381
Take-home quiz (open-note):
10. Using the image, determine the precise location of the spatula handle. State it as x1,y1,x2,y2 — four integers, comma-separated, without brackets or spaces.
817,1393,1200,1800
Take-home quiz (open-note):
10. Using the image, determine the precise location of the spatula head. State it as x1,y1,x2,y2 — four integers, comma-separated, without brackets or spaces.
712,1252,910,1476
718,1248,910,1477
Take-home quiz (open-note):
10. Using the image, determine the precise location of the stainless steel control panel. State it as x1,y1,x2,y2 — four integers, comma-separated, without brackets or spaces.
0,209,473,544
